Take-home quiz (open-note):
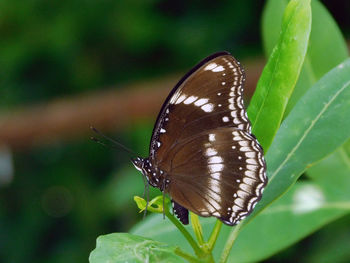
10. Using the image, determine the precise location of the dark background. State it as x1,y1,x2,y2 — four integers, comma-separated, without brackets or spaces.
0,1,349,262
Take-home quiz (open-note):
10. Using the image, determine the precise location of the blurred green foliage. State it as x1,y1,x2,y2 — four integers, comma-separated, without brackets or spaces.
0,0,349,263
0,0,265,109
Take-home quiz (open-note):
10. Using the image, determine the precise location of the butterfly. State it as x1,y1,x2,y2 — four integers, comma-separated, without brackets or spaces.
132,51,267,226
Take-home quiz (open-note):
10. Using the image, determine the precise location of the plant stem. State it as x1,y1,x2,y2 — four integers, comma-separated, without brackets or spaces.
207,220,222,252
190,212,205,246
165,209,203,257
219,223,243,263
175,247,202,263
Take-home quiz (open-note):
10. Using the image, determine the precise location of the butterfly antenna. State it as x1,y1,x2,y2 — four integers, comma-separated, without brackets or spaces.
90,136,127,152
90,136,109,147
90,126,136,155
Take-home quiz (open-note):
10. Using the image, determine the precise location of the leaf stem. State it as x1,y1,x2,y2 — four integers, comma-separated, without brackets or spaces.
190,212,205,246
219,223,243,263
175,247,202,263
165,209,203,257
207,220,222,252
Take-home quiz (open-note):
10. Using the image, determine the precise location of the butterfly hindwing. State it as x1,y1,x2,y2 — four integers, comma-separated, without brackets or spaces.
166,127,266,225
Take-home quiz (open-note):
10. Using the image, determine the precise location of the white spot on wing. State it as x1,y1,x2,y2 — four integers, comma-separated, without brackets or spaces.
245,170,255,177
239,183,251,192
245,152,256,158
205,148,217,157
208,156,223,164
233,118,241,125
238,140,249,147
194,98,209,106
183,96,198,105
201,103,214,112
246,158,258,165
222,116,229,122
211,173,220,180
246,164,257,171
209,134,216,142
234,198,244,207
175,94,187,104
208,173,222,209
213,212,221,217
212,65,225,72
240,147,251,152
204,63,217,71
208,164,224,173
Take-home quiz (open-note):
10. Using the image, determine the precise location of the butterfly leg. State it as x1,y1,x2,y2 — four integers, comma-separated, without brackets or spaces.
172,200,189,225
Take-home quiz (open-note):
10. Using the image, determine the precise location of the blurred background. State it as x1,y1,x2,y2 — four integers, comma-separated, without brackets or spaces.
0,0,349,262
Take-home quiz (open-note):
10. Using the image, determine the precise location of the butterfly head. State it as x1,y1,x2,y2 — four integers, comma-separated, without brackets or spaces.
131,157,166,189
131,157,144,172
131,157,152,184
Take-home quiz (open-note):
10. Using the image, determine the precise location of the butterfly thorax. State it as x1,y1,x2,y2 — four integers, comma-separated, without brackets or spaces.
131,157,169,191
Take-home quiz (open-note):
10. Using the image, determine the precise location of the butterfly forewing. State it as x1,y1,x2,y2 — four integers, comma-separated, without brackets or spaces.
165,127,266,225
150,52,251,163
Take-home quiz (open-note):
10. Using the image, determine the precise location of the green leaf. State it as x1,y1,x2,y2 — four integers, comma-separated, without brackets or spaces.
252,58,350,219
248,0,312,151
262,0,349,117
224,181,350,262
223,139,350,262
307,139,350,198
89,233,185,263
301,215,350,263
134,196,148,212
131,214,215,256
134,195,168,213
261,0,287,55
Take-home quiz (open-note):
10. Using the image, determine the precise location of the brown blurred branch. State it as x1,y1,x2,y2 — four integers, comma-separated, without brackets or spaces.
0,58,264,149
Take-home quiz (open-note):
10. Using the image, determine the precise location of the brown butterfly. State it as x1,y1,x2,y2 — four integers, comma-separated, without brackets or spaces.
132,51,267,225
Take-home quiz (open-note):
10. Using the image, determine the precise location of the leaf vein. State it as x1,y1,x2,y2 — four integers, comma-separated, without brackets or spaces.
270,79,350,183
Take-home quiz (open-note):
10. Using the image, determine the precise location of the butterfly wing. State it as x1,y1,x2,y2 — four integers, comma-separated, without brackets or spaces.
167,127,266,225
149,52,251,165
146,51,266,225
